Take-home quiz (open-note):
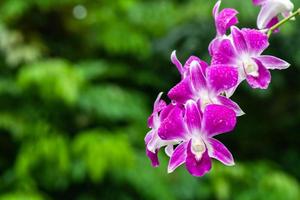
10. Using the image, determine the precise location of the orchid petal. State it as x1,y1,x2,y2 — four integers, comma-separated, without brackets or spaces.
153,92,166,113
246,58,271,89
203,104,236,137
207,138,235,166
168,77,193,104
256,0,294,29
217,96,245,116
165,145,174,157
257,3,285,29
146,149,159,167
213,0,221,19
241,28,269,55
147,133,164,153
186,141,212,177
211,38,236,65
147,115,155,129
216,8,239,36
256,55,290,70
158,106,186,140
252,0,267,6
171,50,183,75
189,59,207,92
185,100,202,133
183,56,205,76
148,92,167,128
231,26,247,53
266,17,279,32
159,104,176,122
145,130,154,145
209,37,221,56
168,142,188,173
282,11,293,18
207,65,238,94
224,84,238,98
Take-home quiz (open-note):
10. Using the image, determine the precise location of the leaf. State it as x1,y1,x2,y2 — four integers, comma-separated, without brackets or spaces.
78,85,148,122
17,59,83,105
72,130,135,183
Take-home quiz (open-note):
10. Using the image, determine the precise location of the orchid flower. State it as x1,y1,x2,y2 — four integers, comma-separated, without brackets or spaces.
211,26,290,94
253,0,294,30
144,0,298,177
168,51,244,116
158,100,236,177
145,93,180,167
209,0,239,55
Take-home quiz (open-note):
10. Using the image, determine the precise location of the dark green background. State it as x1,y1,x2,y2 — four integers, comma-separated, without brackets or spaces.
0,0,299,199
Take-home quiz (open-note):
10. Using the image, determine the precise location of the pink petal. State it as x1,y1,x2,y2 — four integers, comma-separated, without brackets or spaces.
183,56,207,77
168,77,193,104
224,84,239,98
213,0,221,19
207,65,238,94
203,104,237,137
158,106,186,140
257,4,280,29
266,17,279,33
159,104,176,122
189,59,207,92
217,96,245,116
145,130,154,144
146,149,159,167
148,92,167,128
153,92,167,113
171,50,184,75
168,141,188,173
185,141,212,177
147,132,164,154
185,100,202,133
207,138,235,166
241,28,269,55
211,38,236,65
147,115,155,129
231,26,247,53
209,37,221,56
256,55,290,70
215,8,239,36
165,145,174,157
252,0,267,6
246,58,271,89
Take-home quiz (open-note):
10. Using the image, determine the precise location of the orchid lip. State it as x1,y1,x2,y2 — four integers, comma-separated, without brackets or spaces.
240,56,259,77
191,137,206,161
194,90,215,112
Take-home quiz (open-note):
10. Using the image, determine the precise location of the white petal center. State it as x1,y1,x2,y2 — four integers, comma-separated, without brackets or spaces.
191,137,206,161
241,57,259,77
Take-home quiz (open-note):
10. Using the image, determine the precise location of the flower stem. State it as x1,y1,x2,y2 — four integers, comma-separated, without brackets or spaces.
267,8,300,37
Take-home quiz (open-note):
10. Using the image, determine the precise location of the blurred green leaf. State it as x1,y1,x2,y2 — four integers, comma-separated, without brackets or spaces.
18,59,83,105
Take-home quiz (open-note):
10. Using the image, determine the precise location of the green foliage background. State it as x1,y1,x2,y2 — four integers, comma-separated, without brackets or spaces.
0,0,299,199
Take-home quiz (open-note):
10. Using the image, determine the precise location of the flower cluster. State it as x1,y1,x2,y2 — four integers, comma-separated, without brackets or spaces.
145,0,295,177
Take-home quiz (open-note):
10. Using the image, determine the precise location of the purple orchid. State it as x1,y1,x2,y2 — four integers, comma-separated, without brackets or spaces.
211,26,290,93
168,51,244,116
158,100,236,177
145,93,180,167
209,0,239,55
253,0,294,30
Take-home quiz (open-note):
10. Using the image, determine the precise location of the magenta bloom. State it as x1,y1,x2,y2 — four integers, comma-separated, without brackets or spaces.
145,93,179,167
253,0,294,30
158,100,236,177
209,0,239,55
169,51,244,116
212,26,290,93
144,0,295,177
